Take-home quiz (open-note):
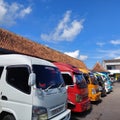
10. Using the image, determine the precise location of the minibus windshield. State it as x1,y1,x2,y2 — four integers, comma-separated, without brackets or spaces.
90,76,98,85
32,65,64,89
75,74,87,88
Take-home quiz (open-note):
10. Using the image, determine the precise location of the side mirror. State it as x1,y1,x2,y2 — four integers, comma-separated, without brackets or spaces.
28,73,36,86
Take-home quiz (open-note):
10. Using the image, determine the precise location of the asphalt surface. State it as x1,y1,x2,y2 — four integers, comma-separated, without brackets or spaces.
71,82,120,120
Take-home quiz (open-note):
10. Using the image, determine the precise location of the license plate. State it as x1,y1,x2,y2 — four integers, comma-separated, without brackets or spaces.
51,106,64,115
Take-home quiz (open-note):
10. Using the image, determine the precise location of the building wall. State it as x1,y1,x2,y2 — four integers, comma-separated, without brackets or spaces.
103,60,120,81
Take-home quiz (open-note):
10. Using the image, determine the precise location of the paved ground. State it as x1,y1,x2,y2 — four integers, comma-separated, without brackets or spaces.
71,82,120,120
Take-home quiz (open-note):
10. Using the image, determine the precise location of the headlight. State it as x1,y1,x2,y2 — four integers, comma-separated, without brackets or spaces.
76,94,82,102
32,106,48,120
99,86,102,91
92,88,96,94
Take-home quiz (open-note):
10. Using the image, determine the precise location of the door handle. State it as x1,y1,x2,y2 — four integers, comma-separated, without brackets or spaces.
1,96,8,100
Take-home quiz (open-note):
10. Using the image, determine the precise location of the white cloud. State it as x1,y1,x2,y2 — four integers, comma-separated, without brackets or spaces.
110,40,120,45
0,0,32,26
96,42,105,47
41,10,84,42
0,0,7,21
64,50,79,58
64,50,88,61
79,55,88,61
114,57,120,59
19,7,32,18
98,49,120,58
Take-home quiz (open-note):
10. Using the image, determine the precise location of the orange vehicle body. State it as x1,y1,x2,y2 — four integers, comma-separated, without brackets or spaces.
79,69,101,102
53,62,91,112
88,74,101,101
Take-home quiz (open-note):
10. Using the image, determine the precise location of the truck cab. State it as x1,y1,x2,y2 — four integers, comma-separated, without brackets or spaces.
83,72,101,102
53,62,91,113
79,68,101,102
0,54,71,120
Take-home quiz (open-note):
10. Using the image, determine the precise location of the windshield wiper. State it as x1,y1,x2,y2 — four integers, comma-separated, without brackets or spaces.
58,82,64,89
45,84,54,92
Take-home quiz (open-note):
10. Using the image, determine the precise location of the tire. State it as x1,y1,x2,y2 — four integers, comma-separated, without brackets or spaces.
3,115,15,120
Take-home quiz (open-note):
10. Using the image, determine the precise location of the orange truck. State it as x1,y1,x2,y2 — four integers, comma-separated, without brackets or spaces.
79,69,101,102
53,62,91,112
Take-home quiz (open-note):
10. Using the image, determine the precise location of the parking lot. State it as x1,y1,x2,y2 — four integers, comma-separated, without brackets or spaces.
71,82,120,120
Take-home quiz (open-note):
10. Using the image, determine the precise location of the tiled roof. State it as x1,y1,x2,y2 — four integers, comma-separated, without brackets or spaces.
92,62,108,72
0,28,87,69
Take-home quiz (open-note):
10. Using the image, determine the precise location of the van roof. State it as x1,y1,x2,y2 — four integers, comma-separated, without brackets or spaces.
0,54,55,67
53,62,81,74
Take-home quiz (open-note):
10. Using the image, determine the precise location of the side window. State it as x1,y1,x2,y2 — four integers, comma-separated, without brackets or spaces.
6,66,31,94
0,67,4,79
62,74,73,85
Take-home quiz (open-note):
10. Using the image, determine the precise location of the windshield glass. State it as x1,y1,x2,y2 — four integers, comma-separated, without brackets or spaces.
83,73,90,84
90,75,98,85
96,75,104,86
75,74,87,88
32,65,64,89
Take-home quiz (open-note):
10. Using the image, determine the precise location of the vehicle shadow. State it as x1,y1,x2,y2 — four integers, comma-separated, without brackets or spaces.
91,99,103,106
70,105,93,120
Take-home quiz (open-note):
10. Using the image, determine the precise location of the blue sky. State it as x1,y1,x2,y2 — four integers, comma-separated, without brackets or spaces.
1,0,120,69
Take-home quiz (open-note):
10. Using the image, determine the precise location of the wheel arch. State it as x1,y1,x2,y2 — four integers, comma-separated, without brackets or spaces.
0,109,16,120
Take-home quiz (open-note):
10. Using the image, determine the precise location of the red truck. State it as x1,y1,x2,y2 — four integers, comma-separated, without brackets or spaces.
53,62,91,112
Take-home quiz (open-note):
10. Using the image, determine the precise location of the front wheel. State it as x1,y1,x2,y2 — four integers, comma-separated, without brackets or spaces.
3,115,15,120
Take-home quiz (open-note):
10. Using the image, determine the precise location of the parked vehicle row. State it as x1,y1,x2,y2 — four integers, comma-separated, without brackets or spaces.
53,62,113,116
0,54,113,120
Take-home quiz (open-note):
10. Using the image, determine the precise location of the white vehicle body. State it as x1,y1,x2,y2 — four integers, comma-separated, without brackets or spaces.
0,54,71,120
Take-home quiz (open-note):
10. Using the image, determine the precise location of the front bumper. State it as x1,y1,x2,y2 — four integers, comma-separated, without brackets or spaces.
71,99,91,113
90,92,101,101
50,109,71,120
106,86,113,93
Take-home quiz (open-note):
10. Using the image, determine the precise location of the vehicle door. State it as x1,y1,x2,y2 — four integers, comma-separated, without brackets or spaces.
0,65,32,120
